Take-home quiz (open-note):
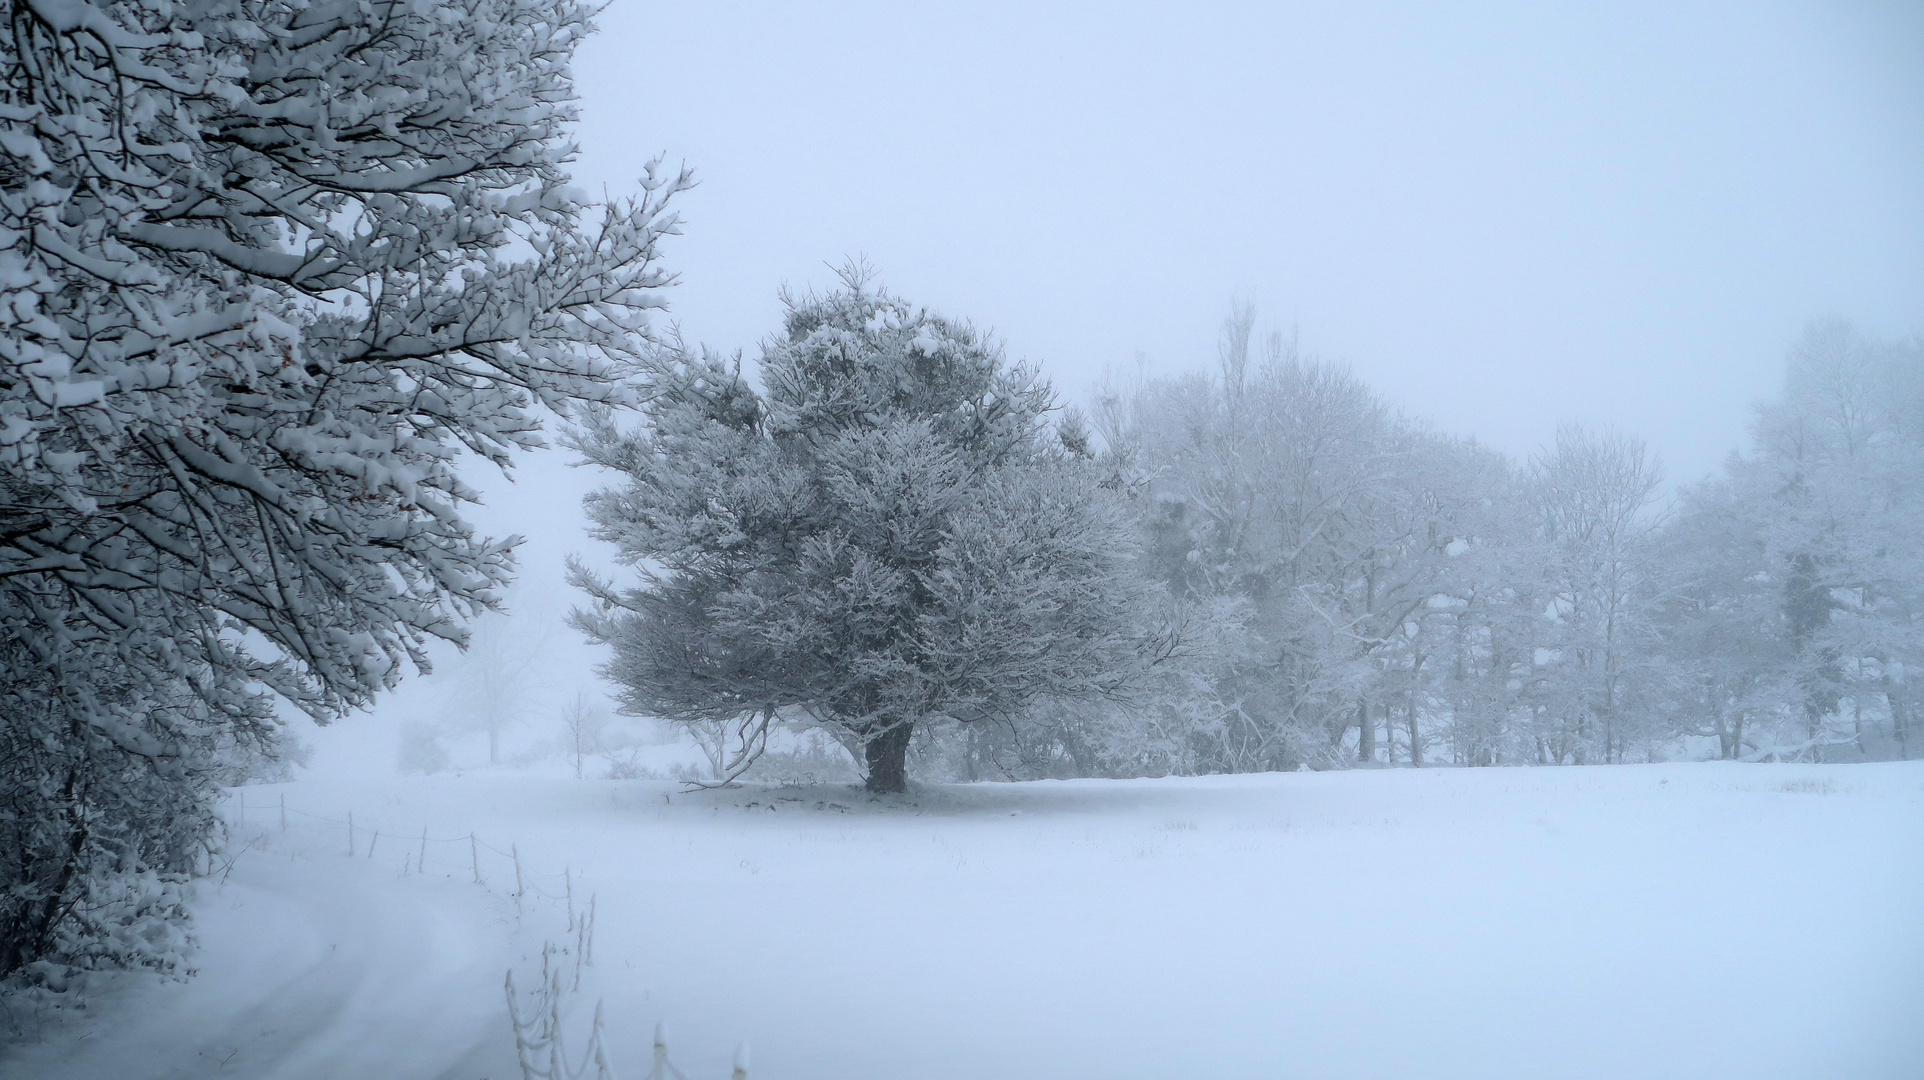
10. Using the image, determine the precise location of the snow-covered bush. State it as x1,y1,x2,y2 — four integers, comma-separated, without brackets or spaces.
600,752,661,782
2,0,684,985
398,720,454,776
0,655,220,990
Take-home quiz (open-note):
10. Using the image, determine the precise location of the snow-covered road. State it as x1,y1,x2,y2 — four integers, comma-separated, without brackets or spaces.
4,844,521,1080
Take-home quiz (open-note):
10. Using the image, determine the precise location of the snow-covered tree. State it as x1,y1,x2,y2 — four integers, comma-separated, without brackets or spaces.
571,277,1153,793
1651,477,1796,759
2,0,684,984
1663,321,1924,760
440,599,554,766
1109,306,1483,770
1524,425,1667,763
1752,322,1922,757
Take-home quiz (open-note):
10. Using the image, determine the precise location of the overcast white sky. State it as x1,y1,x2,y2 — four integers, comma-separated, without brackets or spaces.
567,0,1922,488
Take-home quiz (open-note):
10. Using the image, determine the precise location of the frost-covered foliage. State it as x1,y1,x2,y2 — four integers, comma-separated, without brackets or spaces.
1088,307,1499,773
1074,311,1921,776
1,0,683,985
1661,321,1923,760
1,660,205,992
1516,425,1669,762
572,276,1154,793
572,303,1911,784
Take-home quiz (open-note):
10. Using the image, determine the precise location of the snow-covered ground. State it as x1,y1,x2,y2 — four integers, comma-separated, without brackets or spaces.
7,757,1922,1080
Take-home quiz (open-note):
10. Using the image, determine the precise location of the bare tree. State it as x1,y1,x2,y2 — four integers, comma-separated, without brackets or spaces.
559,694,607,780
443,604,552,766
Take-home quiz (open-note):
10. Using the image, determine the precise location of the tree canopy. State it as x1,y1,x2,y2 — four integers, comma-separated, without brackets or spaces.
2,0,683,985
572,278,1150,792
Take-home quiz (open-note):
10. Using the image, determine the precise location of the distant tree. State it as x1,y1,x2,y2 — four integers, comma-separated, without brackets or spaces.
1,0,684,985
1527,426,1666,764
559,693,608,780
1650,478,1794,760
571,277,1152,793
1388,433,1534,768
1109,305,1474,771
441,600,553,765
1689,321,1924,759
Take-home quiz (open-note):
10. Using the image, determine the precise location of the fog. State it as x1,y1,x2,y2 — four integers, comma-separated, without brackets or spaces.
411,0,1924,749
5,2,1922,1077
571,0,1923,485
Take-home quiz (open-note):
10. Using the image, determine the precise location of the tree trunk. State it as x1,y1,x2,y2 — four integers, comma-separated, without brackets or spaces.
1853,684,1864,757
3,771,88,980
864,722,914,794
1407,691,1422,768
1888,677,1910,759
1356,701,1375,764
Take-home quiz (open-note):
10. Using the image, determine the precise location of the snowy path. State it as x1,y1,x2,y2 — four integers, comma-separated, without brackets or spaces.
3,847,521,1080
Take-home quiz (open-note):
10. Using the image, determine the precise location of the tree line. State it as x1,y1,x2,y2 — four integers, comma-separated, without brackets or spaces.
1026,311,1920,777
576,295,1920,789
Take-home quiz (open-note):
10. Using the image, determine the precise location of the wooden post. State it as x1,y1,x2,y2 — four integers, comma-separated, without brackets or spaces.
470,833,482,884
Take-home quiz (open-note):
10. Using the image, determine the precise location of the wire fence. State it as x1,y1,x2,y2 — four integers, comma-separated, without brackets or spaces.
222,792,586,909
221,790,746,1079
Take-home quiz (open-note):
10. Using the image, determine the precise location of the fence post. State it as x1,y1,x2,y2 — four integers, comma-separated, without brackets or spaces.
589,1001,612,1080
471,833,482,884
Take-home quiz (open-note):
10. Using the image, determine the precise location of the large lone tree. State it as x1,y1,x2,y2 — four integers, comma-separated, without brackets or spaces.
571,278,1148,793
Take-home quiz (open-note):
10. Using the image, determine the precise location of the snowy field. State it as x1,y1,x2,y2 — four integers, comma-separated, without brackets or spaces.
6,760,1921,1080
